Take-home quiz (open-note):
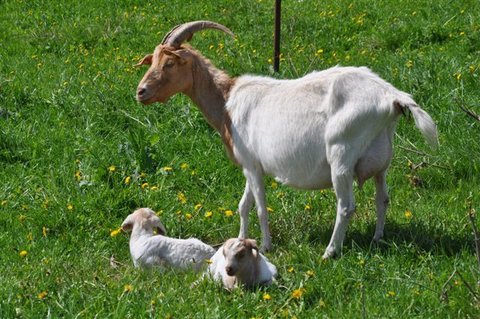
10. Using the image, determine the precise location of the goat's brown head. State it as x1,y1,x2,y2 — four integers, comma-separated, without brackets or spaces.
136,21,234,105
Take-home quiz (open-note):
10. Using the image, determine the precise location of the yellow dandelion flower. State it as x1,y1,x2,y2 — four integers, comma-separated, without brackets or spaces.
262,293,272,301
141,182,149,189
288,266,295,273
267,207,274,213
150,186,159,191
124,284,133,293
75,170,82,181
124,176,131,185
291,288,306,299
38,291,48,299
19,250,28,257
191,170,196,176
18,214,26,222
180,163,189,169
110,228,122,237
163,166,173,172
205,211,213,218
404,210,413,219
178,192,187,204
67,203,73,211
306,270,315,277
185,213,193,220
42,226,47,237
271,181,278,189
387,291,396,297
455,72,462,81
108,165,116,172
224,210,234,217
267,58,273,64
195,203,202,210
319,298,326,308
305,204,312,210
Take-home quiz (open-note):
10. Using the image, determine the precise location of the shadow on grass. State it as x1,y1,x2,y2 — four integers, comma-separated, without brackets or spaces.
273,219,474,257
348,221,474,257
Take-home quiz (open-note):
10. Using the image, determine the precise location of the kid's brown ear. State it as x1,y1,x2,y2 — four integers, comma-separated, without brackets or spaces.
243,238,258,250
134,54,153,67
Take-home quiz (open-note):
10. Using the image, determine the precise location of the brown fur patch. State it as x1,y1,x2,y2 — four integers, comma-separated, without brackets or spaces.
221,111,238,165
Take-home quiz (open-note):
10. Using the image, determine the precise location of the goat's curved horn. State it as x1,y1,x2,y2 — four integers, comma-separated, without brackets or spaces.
161,20,234,48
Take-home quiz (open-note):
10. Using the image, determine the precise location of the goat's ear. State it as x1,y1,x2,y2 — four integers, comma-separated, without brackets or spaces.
245,239,259,258
163,49,188,65
121,215,135,232
150,215,167,236
244,239,258,251
134,54,153,67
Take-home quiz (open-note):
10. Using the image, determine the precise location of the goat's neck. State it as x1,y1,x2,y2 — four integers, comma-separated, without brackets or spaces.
185,55,234,133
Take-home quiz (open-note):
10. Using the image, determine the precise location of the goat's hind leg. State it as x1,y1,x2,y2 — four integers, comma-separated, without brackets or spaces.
323,163,356,259
373,170,389,242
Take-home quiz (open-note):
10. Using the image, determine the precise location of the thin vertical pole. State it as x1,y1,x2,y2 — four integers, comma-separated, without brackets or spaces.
274,0,281,72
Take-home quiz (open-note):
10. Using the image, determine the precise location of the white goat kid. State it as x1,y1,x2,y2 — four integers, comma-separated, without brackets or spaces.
135,21,438,259
208,238,277,289
121,208,215,270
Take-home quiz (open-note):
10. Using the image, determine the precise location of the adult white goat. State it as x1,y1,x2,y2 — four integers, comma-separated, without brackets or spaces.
135,21,438,259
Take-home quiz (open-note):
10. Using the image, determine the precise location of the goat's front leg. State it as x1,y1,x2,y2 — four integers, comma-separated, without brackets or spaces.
373,171,389,241
323,167,356,259
242,168,272,252
238,181,254,239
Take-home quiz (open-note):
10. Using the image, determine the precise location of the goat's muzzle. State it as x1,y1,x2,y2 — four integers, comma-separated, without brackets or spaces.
136,87,150,104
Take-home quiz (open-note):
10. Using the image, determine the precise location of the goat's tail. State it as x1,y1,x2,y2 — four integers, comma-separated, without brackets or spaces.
394,100,439,149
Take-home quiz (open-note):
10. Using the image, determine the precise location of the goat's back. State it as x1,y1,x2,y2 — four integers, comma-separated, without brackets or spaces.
225,66,434,189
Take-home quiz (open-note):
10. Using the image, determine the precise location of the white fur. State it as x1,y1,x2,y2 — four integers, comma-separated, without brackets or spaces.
207,238,277,289
121,208,216,270
226,66,438,258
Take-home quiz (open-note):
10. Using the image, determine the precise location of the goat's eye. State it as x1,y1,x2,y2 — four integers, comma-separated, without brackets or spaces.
163,60,175,69
235,251,245,259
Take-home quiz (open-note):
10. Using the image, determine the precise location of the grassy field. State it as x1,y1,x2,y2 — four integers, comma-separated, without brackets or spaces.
1,0,479,317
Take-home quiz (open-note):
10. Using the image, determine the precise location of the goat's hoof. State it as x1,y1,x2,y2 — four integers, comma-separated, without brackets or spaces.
322,248,339,260
372,232,384,242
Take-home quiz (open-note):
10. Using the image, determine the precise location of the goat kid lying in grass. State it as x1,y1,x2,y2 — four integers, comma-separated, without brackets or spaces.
121,208,215,271
207,238,278,289
135,21,438,259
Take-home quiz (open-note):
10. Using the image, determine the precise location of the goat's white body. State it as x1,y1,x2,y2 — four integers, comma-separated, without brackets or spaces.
208,243,277,288
129,230,216,271
226,66,437,257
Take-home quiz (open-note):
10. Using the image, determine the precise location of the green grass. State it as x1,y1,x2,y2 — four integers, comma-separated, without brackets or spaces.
1,0,479,317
